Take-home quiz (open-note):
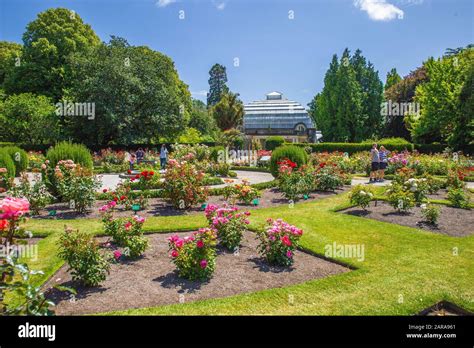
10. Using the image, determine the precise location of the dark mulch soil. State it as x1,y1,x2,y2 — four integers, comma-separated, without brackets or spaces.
341,201,473,237
31,187,349,220
42,230,349,315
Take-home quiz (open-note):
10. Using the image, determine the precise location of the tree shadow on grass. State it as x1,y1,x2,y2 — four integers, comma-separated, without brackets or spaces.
153,270,208,293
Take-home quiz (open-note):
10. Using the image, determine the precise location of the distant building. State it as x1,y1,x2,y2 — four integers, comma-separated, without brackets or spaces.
243,92,321,145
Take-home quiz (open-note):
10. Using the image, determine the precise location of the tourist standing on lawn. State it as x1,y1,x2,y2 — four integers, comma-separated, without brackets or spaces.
378,145,390,182
129,153,137,171
369,143,380,183
160,144,168,170
136,147,145,164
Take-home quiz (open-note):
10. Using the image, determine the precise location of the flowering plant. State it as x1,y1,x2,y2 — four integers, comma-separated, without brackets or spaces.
386,183,415,213
168,228,217,280
9,173,52,215
224,179,261,205
314,164,345,191
447,187,470,209
0,197,30,245
57,226,110,286
420,203,440,225
403,178,429,204
205,204,250,250
277,163,313,201
100,205,148,259
349,185,374,210
256,218,303,266
162,159,208,209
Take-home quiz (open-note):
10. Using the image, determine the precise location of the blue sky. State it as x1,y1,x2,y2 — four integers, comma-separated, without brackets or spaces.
0,0,473,106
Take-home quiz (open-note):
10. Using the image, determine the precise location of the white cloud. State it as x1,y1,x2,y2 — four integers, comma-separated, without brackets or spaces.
214,1,226,10
355,0,404,21
156,0,177,8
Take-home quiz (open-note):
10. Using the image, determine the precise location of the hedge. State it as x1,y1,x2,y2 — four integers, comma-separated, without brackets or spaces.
46,142,93,169
270,145,308,177
0,149,16,178
265,136,285,150
1,146,29,176
287,142,415,154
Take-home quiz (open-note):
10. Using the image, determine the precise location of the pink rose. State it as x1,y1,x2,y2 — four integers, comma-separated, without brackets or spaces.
0,197,30,220
171,250,179,258
113,250,122,260
196,240,204,248
200,259,208,269
286,250,293,258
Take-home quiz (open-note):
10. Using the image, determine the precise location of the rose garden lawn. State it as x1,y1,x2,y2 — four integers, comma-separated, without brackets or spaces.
8,188,474,315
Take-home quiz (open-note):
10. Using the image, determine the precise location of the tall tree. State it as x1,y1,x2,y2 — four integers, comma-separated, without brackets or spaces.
0,93,57,144
0,41,22,87
407,48,474,148
3,8,100,101
385,68,401,91
207,63,229,107
188,99,217,137
210,91,244,131
65,36,191,146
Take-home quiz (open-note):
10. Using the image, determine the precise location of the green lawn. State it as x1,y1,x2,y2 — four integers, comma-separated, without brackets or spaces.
14,191,474,315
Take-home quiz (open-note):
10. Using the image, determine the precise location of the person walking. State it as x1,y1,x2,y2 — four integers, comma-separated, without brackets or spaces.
369,143,380,183
136,147,145,164
378,145,390,182
160,144,168,170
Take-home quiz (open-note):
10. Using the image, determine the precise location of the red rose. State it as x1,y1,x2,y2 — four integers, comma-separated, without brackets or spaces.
127,170,132,174
149,171,154,176
103,189,108,193
113,196,118,202
120,195,126,201
135,174,140,179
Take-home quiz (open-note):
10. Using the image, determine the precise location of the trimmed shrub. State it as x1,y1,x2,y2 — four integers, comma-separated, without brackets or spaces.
0,149,16,178
265,136,285,151
288,142,415,154
210,146,225,162
2,146,28,175
270,145,308,177
46,142,93,169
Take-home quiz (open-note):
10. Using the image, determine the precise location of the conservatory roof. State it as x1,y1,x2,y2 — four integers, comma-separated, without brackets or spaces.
243,92,315,130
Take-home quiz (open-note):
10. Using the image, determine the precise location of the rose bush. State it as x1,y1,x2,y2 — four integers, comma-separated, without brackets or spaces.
205,204,250,250
168,228,217,280
256,218,303,266
349,185,374,210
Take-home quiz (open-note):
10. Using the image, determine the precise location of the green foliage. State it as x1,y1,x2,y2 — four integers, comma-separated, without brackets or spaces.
66,36,191,146
314,166,345,191
290,142,414,154
385,68,402,91
2,146,28,175
101,212,148,259
176,128,203,144
210,145,225,162
189,99,217,137
407,49,474,149
0,93,57,144
420,203,440,225
205,205,250,251
265,136,285,150
207,63,229,107
386,182,416,213
0,149,15,178
349,185,374,210
9,173,52,215
0,41,22,86
309,48,383,142
0,255,56,316
46,141,93,169
447,187,470,209
57,227,110,287
168,228,217,280
4,8,100,101
57,167,100,213
270,145,308,177
211,92,244,131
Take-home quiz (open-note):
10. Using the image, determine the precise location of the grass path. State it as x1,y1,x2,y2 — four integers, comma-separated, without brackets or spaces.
15,191,474,315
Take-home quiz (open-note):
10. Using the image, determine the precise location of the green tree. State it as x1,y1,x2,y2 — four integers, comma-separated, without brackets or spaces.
0,41,22,86
407,48,474,148
210,91,244,131
188,99,217,137
207,63,229,107
0,93,58,144
65,37,191,146
4,8,100,101
385,68,401,91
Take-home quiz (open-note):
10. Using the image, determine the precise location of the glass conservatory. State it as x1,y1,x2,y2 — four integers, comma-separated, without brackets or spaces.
243,92,320,144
